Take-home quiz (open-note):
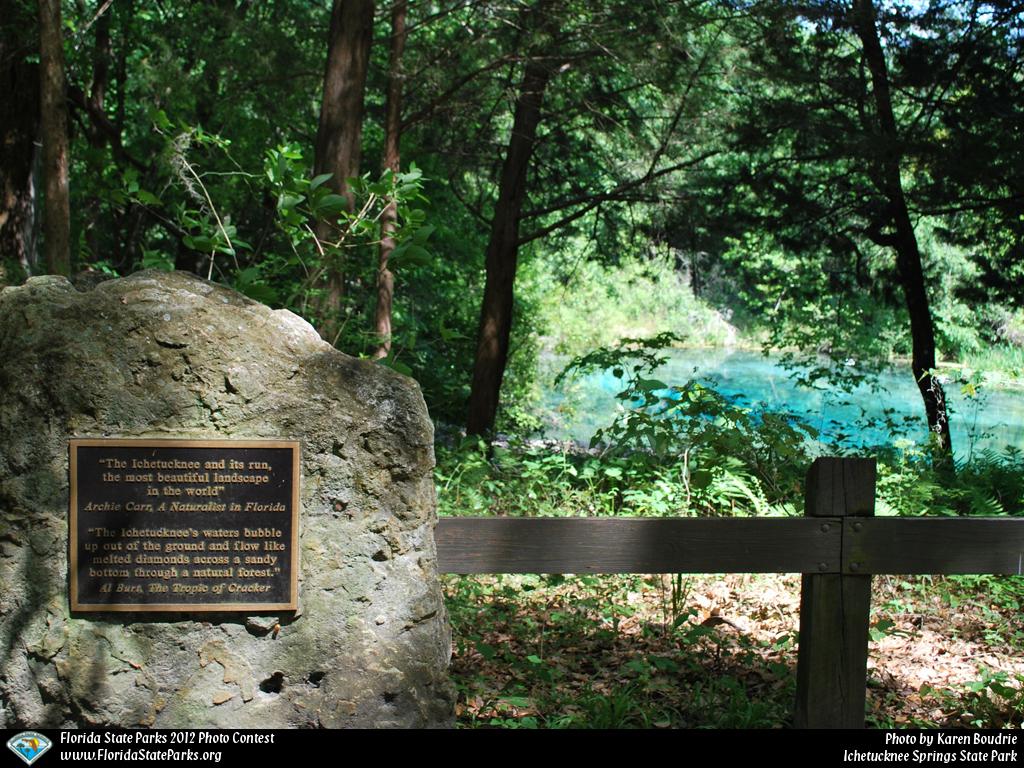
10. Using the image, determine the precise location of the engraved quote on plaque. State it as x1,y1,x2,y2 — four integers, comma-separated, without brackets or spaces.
69,439,300,612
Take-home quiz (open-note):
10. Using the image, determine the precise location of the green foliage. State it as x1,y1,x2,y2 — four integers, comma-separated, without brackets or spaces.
919,668,1024,729
532,248,738,359
437,438,637,518
717,232,906,390
662,0,1024,415
558,334,815,515
259,142,431,318
876,446,1024,518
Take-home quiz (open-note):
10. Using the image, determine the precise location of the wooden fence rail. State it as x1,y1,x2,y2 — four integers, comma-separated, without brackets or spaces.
435,457,1024,729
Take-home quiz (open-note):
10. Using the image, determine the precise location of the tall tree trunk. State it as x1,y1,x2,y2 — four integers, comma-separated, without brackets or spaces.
466,57,552,435
115,0,129,136
372,0,407,360
852,0,953,461
313,0,374,343
89,3,111,144
0,3,40,275
38,0,70,276
84,2,112,264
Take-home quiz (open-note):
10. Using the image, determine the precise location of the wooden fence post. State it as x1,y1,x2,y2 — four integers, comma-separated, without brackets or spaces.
794,456,876,728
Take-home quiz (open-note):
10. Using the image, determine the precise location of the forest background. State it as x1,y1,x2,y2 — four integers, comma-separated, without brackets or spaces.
2,0,1023,727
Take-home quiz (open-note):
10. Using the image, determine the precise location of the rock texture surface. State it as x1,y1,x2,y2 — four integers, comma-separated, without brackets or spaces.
0,271,454,728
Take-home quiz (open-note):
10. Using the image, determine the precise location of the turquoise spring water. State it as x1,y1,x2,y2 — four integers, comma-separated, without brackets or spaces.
540,349,1024,460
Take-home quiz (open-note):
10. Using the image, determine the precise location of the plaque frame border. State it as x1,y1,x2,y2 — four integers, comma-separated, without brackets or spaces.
69,438,300,613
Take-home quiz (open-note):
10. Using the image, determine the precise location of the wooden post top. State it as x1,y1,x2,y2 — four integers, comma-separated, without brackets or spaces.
805,457,877,519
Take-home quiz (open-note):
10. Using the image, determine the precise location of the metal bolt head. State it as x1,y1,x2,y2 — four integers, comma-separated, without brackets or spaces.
820,523,831,533
818,562,828,572
850,561,861,572
852,522,863,533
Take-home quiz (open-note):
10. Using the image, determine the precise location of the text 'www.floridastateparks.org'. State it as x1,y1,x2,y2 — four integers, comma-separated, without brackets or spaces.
59,749,223,763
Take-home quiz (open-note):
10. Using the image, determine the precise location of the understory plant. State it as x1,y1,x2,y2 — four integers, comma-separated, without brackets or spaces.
556,333,816,516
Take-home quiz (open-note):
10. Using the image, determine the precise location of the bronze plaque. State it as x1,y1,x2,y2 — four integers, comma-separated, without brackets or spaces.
69,439,300,612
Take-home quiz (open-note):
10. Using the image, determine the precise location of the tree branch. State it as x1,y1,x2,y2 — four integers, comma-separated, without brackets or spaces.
517,149,721,246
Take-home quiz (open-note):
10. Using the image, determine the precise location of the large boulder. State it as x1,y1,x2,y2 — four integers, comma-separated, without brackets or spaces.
0,271,454,728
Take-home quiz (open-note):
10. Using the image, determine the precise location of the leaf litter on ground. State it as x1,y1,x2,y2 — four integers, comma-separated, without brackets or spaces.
443,572,1024,728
